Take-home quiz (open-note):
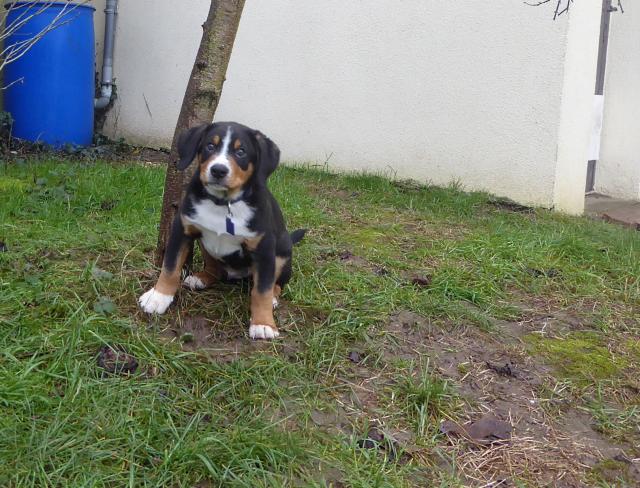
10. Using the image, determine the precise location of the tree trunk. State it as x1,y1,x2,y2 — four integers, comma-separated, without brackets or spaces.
155,0,245,266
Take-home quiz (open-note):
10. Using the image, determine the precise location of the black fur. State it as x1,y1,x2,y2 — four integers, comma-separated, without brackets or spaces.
290,229,307,245
165,121,305,294
176,124,210,170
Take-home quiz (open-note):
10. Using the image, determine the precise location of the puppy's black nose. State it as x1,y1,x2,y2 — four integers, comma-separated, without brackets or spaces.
210,164,229,179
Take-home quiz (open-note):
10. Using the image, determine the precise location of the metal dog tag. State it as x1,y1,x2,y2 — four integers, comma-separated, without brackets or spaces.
226,201,235,235
226,216,235,235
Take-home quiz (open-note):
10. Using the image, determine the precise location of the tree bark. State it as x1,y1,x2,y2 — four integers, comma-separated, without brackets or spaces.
155,0,245,266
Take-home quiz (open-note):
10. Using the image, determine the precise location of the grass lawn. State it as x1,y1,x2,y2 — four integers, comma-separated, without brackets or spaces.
1,158,639,487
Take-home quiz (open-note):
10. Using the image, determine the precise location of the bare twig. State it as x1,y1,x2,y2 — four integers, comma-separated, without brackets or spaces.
524,0,574,19
2,76,24,90
0,1,89,78
524,0,553,6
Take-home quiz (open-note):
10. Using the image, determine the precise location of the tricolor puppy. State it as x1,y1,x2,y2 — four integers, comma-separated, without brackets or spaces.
139,122,305,340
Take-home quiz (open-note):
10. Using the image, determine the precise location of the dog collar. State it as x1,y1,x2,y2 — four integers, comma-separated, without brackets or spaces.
206,193,244,206
205,185,252,207
204,188,252,236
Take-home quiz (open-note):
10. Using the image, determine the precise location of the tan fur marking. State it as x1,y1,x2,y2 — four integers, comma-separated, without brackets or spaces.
199,154,210,187
234,139,242,149
275,257,287,281
271,257,288,298
227,158,254,192
250,268,276,328
243,233,264,252
213,135,220,145
155,245,189,295
251,289,276,327
191,241,224,287
181,215,201,237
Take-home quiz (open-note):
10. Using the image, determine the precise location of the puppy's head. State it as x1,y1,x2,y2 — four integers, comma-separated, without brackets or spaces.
176,122,280,197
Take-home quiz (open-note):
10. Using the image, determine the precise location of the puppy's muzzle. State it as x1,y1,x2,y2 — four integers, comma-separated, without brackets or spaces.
210,164,229,181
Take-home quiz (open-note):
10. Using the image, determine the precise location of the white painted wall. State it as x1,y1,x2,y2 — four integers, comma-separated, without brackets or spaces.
102,0,210,143
91,0,105,77
596,7,640,200
553,0,602,214
99,0,599,211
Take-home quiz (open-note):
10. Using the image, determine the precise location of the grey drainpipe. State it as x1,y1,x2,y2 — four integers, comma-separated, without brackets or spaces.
95,0,117,109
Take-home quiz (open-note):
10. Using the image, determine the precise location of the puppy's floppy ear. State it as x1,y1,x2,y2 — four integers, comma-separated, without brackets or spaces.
254,130,280,182
176,123,210,170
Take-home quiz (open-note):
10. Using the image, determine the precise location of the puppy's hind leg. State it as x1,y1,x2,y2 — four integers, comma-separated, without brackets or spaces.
184,241,224,290
271,256,292,309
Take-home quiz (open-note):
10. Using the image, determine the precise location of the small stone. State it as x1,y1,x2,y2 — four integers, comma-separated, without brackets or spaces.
347,351,362,363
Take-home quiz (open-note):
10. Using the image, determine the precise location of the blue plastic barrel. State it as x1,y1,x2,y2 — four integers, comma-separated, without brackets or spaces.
3,2,95,147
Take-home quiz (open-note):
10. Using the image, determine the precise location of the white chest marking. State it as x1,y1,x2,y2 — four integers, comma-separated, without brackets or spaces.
184,199,256,258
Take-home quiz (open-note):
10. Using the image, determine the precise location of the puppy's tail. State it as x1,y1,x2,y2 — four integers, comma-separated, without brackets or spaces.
290,229,307,245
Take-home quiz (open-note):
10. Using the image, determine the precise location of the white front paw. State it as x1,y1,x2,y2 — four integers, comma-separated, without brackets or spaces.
249,324,280,340
138,288,173,314
184,275,206,290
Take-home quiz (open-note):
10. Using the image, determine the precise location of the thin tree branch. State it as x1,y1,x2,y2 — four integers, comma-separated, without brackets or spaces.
2,76,23,90
0,1,88,77
524,0,574,19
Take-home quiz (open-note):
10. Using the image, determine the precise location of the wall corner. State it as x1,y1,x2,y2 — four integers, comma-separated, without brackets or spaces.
553,0,602,215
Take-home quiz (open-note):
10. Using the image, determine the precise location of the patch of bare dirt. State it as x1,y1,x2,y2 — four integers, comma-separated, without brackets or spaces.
161,315,273,362
506,302,598,337
160,303,326,364
380,309,639,486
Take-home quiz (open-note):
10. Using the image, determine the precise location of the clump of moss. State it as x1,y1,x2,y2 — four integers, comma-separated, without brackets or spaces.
590,458,631,485
624,338,640,359
525,332,626,384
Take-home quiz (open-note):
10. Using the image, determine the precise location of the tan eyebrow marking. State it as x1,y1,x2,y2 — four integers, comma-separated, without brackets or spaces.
212,135,220,145
234,139,242,149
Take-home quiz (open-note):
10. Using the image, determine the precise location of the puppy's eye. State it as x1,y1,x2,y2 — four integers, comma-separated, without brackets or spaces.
235,148,246,158
207,143,215,151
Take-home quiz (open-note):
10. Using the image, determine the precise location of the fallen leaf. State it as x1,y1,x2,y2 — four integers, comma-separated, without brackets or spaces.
357,427,385,449
339,251,354,261
373,266,389,276
356,427,411,463
97,345,138,375
100,199,118,211
440,420,466,437
441,414,511,445
466,415,511,442
486,361,518,378
411,275,432,287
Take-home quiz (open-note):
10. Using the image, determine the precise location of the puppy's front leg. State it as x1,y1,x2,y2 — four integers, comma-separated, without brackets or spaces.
139,215,192,314
249,236,279,340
